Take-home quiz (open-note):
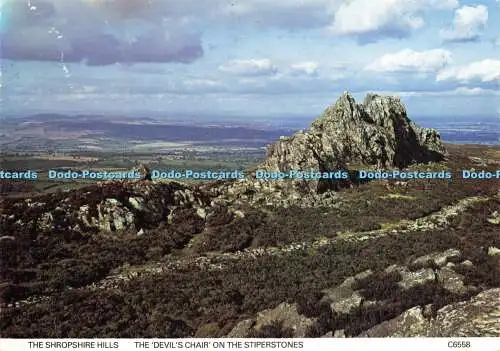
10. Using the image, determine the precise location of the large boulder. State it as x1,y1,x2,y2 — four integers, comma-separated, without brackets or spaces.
227,302,316,337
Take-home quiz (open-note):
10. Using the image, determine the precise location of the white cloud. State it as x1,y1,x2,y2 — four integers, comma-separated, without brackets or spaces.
440,5,488,42
437,59,500,82
289,61,319,76
218,59,278,76
329,0,458,38
365,49,453,73
396,87,500,97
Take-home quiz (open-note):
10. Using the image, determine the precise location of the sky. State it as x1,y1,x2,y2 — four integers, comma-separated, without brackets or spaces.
1,0,499,120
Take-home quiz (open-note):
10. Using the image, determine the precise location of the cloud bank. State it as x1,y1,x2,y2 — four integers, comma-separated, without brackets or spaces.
440,5,489,42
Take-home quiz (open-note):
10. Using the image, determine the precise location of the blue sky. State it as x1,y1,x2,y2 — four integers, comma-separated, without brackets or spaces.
1,0,499,120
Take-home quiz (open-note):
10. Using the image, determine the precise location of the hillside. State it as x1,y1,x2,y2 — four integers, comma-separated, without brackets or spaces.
1,94,499,338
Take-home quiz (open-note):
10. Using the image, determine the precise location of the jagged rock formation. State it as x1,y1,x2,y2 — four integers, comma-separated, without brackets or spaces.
259,92,446,193
203,92,448,205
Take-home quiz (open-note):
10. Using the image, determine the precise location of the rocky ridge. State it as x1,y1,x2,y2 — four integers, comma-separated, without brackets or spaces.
0,181,211,234
208,92,447,204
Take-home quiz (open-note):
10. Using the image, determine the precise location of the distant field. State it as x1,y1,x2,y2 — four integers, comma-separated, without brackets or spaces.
31,155,98,162
0,116,291,154
0,151,263,195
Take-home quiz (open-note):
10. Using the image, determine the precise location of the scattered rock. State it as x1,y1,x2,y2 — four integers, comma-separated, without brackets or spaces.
333,330,346,338
436,267,468,294
487,211,499,224
321,270,373,314
227,319,255,337
385,265,435,290
359,306,429,337
429,288,500,336
196,208,207,219
411,249,461,268
37,212,54,231
488,247,500,257
233,210,245,218
359,288,500,337
461,260,474,267
128,197,145,210
97,199,135,232
6,181,211,234
253,302,315,338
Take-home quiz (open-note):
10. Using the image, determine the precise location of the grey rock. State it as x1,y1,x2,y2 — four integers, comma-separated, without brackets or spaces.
322,270,373,314
487,211,500,224
436,267,468,294
385,265,435,290
79,205,98,228
128,197,145,210
208,92,447,206
196,208,207,219
254,302,316,337
429,288,500,336
18,181,211,234
359,306,429,337
37,212,54,230
359,288,500,337
227,319,255,338
461,260,474,267
326,287,363,315
96,199,135,232
226,303,316,338
411,249,462,268
259,92,446,194
233,210,245,218
488,247,500,257
333,329,346,338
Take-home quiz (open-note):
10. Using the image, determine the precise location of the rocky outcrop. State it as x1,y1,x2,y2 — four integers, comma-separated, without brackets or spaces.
259,92,446,194
204,92,447,204
227,303,316,337
223,247,486,338
359,288,500,337
0,181,211,233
